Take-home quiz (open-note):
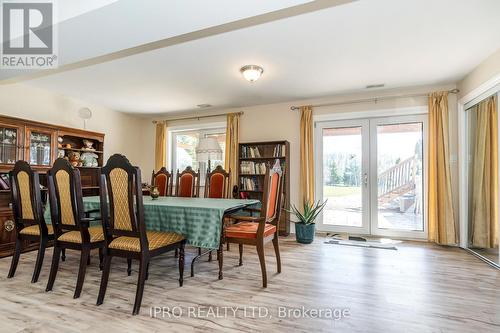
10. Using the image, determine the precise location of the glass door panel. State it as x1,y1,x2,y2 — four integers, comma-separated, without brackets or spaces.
29,131,52,166
374,122,424,233
0,126,19,164
317,120,370,234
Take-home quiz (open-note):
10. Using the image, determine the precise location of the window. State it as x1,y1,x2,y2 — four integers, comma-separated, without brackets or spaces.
170,127,226,183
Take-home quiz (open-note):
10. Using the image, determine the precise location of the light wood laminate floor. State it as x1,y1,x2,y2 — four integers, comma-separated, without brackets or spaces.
0,236,499,333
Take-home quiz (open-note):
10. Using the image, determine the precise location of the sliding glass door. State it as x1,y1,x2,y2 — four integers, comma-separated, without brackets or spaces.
316,115,427,239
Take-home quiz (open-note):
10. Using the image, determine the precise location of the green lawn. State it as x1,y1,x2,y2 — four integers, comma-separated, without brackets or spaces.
323,186,360,197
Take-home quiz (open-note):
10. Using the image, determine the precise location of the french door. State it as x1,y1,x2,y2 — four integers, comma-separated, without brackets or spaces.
316,115,427,239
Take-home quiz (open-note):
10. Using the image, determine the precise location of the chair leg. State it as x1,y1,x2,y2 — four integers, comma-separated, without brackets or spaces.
174,248,178,258
178,243,185,287
208,250,212,262
87,254,91,266
198,247,201,256
98,248,104,271
132,258,148,315
217,241,224,280
127,259,132,276
238,244,243,266
7,238,22,278
256,241,267,288
32,237,47,283
145,262,150,281
61,248,66,262
46,246,61,292
74,247,90,299
226,242,230,251
96,255,112,306
272,235,281,273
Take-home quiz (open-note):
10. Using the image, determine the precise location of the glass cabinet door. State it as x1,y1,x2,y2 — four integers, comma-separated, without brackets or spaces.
28,131,53,166
0,126,20,164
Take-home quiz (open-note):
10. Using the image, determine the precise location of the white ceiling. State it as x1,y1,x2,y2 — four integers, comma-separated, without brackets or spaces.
10,0,500,115
1,0,313,80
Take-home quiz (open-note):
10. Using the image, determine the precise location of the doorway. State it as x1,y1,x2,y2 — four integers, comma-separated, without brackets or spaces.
316,115,427,239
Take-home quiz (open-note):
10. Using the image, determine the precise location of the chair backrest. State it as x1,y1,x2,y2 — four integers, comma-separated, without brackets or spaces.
259,159,285,225
99,154,148,251
9,160,48,235
204,165,230,199
175,166,200,198
47,158,87,236
151,167,173,196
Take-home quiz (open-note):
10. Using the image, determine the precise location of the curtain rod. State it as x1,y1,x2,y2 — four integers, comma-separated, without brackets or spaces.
290,88,460,111
152,111,243,124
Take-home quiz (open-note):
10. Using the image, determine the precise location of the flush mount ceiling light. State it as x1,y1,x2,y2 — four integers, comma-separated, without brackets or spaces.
240,65,264,82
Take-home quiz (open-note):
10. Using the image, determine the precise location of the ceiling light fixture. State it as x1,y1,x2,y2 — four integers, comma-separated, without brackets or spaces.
240,65,264,82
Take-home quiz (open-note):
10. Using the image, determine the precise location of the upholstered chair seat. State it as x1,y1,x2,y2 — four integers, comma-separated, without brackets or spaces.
57,226,104,244
225,222,276,239
19,224,54,236
109,231,185,252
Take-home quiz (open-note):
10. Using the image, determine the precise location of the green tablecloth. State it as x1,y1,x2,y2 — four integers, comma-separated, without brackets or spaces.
44,196,259,250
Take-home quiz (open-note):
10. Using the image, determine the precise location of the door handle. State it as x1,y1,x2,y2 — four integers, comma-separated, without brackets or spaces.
363,173,368,187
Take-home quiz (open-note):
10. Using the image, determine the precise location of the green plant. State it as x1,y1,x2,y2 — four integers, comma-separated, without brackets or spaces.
286,199,327,225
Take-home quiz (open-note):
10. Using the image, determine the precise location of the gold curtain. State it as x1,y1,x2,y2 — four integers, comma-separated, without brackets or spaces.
471,95,498,248
154,121,167,171
225,113,240,193
300,106,315,206
428,92,457,245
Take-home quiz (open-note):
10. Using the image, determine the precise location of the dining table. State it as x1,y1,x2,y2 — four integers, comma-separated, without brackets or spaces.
44,196,260,279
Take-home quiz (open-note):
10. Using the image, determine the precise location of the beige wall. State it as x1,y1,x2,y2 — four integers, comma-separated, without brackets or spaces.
152,84,459,230
459,48,500,98
0,83,152,174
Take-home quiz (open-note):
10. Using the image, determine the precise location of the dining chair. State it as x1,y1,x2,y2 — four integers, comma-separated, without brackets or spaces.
174,166,200,197
45,158,105,298
203,165,230,262
225,159,283,288
7,160,55,283
151,167,173,196
204,165,231,199
96,154,186,315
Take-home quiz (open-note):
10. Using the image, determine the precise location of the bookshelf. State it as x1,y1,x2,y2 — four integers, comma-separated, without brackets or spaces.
238,141,290,236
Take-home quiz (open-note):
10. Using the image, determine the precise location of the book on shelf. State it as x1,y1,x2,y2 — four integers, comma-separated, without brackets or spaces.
273,144,286,157
240,161,266,175
239,176,260,191
241,146,261,158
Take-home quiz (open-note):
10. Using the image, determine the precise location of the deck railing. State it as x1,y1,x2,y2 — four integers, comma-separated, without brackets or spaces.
378,156,417,201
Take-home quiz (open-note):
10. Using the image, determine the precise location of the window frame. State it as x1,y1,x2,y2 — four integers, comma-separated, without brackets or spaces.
167,122,226,177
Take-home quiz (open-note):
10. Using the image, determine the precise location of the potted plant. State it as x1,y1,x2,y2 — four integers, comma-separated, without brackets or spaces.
287,200,327,244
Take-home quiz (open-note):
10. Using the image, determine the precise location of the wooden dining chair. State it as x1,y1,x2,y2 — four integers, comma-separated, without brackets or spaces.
96,154,186,315
151,167,173,196
174,166,200,197
45,158,105,298
204,165,230,199
7,160,55,283
203,165,230,262
225,159,283,288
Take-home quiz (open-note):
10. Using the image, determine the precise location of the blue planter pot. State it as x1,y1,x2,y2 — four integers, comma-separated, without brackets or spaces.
295,223,315,244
